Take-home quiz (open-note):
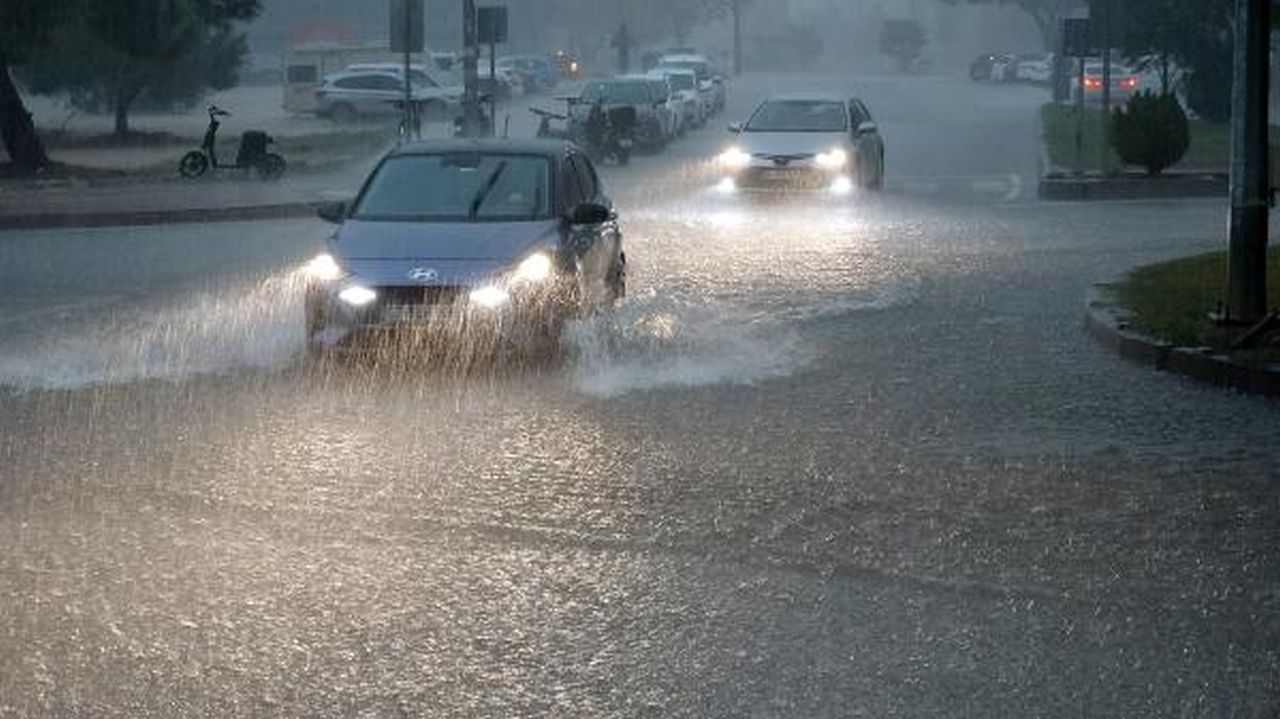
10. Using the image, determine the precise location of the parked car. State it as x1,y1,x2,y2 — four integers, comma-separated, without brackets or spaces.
719,94,885,194
1014,53,1054,85
1072,63,1140,105
651,67,704,130
305,138,627,356
574,78,672,151
316,70,462,122
497,55,558,90
657,53,725,113
970,53,1017,83
619,74,681,141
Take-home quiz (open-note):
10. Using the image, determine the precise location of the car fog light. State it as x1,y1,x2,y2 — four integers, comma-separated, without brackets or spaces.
470,285,510,309
338,286,377,306
830,176,854,195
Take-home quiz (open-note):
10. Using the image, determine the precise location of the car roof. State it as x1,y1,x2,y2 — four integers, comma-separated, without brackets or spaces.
660,54,708,63
764,92,851,104
324,69,400,81
387,138,575,159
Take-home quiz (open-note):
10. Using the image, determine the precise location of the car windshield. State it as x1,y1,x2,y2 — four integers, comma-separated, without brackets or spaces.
352,153,550,222
581,81,651,105
660,60,708,80
746,100,847,132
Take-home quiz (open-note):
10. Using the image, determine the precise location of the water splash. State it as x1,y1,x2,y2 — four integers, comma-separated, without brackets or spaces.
0,271,306,392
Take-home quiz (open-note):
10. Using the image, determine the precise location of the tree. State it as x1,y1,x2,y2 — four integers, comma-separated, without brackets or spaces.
1088,0,1233,122
24,0,260,136
0,0,73,172
1110,91,1190,175
880,19,927,72
938,0,1081,51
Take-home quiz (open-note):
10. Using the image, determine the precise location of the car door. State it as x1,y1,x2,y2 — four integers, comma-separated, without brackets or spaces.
849,99,882,179
565,153,618,303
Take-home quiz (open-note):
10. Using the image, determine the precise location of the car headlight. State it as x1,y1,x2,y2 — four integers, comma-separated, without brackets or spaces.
815,148,848,170
338,285,377,307
306,253,344,282
718,146,752,169
470,285,510,309
512,252,553,284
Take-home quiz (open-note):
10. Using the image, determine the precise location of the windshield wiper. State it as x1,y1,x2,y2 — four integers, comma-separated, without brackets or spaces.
468,161,509,220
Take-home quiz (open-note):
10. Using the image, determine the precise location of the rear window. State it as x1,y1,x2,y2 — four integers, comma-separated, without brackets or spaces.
581,81,652,105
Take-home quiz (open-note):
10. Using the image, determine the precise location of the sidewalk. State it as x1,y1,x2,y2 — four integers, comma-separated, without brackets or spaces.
0,161,377,230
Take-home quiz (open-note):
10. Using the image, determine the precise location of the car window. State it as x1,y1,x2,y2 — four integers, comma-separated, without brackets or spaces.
352,153,551,222
569,154,598,202
560,157,585,210
333,76,364,90
581,82,652,105
368,75,402,91
667,73,695,91
848,100,868,126
745,100,848,132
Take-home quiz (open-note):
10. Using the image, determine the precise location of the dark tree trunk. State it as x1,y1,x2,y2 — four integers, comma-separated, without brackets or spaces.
113,87,140,137
0,53,49,173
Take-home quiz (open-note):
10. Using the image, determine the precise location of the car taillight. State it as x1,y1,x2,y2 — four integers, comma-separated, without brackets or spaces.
1082,76,1103,89
1119,76,1138,89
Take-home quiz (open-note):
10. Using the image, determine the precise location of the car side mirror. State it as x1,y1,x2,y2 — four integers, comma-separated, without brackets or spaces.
728,121,743,134
569,202,611,225
856,121,878,136
316,201,347,224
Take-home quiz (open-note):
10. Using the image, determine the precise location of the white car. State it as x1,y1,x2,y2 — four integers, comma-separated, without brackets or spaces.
658,53,724,114
652,68,704,129
324,67,462,121
718,94,885,194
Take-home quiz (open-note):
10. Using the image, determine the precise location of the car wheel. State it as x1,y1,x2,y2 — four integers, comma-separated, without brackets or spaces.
178,151,209,178
609,252,627,302
329,103,358,124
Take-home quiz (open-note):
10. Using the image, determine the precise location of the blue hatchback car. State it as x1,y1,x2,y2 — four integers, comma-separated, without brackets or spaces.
305,139,626,355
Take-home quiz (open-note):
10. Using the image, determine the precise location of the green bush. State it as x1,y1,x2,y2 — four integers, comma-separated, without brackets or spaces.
1110,91,1191,175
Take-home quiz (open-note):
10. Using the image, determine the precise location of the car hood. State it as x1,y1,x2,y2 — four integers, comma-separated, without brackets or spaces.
735,131,850,155
333,219,560,285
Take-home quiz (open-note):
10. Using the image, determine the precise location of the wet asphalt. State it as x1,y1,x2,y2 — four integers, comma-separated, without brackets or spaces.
1,73,1278,718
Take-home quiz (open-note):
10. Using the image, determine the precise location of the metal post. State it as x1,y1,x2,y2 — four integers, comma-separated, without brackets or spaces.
462,0,480,138
489,39,497,137
1226,0,1271,323
732,0,742,77
402,10,412,141
1098,0,1112,174
1075,57,1085,175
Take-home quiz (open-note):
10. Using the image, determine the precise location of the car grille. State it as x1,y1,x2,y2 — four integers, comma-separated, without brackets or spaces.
739,166,828,190
378,285,467,307
753,153,816,166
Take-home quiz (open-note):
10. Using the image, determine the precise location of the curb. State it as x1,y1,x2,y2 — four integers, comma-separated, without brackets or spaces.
1085,286,1280,398
1040,173,1227,201
0,201,325,230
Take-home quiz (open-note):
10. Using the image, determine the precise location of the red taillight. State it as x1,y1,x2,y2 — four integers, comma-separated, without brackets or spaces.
1082,76,1103,89
1119,76,1138,89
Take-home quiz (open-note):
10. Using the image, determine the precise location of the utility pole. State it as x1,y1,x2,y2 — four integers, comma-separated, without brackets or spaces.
732,0,743,77
462,0,481,138
1225,0,1271,323
1098,0,1112,175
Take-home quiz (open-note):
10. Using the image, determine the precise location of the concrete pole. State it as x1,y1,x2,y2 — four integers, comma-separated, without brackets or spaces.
1226,0,1271,323
732,0,743,77
1098,0,1112,174
462,0,481,138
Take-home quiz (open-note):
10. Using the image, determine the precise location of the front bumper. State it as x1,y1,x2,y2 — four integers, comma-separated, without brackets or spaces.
306,282,567,352
725,163,851,193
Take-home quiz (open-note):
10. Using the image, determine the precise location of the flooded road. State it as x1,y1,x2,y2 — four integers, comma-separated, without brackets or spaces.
2,74,1278,717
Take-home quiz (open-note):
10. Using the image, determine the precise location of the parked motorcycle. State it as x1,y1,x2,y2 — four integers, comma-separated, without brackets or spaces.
179,106,286,181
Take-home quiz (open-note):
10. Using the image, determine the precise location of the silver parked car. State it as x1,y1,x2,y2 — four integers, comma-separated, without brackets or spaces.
304,139,627,355
314,70,462,123
718,94,885,194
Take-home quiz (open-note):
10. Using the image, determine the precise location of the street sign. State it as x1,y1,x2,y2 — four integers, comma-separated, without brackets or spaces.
390,0,424,54
1062,18,1095,57
477,6,508,45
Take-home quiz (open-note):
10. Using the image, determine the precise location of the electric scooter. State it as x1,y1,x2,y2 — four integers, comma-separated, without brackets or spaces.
179,106,286,181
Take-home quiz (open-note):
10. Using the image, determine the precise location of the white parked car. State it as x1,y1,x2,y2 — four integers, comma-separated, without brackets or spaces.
657,53,725,114
322,68,462,121
652,67,705,129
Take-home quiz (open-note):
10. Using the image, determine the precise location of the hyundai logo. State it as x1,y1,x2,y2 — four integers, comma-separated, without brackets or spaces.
407,267,439,283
